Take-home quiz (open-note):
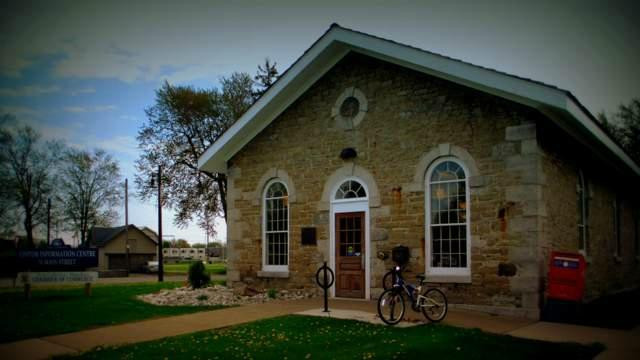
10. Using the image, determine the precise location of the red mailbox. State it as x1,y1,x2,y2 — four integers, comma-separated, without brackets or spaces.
547,251,586,302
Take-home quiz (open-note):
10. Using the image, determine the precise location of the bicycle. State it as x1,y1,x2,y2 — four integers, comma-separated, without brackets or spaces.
377,266,448,325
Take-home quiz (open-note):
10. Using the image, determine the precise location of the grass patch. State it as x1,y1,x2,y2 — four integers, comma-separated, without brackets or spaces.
164,262,226,275
0,282,225,343
59,315,604,360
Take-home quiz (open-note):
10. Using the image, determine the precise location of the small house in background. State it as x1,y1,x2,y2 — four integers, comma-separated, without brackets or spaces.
89,225,158,272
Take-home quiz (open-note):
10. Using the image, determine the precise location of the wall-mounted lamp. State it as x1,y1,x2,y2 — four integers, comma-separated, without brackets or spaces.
340,147,357,160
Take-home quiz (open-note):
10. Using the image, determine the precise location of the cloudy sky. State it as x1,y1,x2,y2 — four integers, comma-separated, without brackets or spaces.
1,0,639,244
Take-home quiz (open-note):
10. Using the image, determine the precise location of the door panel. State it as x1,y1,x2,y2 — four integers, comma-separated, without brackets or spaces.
335,211,365,298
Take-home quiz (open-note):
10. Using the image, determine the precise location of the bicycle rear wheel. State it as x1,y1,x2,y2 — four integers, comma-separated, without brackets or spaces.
377,289,405,325
421,288,448,322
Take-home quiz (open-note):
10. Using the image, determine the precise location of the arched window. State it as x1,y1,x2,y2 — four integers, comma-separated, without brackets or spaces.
577,170,589,255
263,180,289,271
426,158,470,275
335,180,367,200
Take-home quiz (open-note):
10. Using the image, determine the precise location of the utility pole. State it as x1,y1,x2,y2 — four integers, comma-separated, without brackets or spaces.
125,178,130,274
47,198,51,245
157,165,164,282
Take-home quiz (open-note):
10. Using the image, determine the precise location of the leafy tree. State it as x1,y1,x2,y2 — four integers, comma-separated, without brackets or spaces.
253,58,279,98
59,148,122,245
598,98,640,164
191,243,206,248
136,77,253,231
162,240,172,248
135,61,279,238
0,121,62,247
175,238,190,248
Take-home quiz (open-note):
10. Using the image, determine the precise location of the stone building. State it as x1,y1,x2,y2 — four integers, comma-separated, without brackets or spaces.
198,24,640,318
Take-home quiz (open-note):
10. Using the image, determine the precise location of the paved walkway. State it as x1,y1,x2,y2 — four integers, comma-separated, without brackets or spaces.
0,298,637,359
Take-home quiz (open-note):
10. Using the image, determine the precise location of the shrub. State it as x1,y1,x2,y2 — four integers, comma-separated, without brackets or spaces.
188,261,210,289
267,288,277,299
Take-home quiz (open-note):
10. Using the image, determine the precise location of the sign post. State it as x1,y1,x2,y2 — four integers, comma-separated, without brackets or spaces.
157,165,164,282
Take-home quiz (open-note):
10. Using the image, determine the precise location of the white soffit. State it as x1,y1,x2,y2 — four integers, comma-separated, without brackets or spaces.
198,25,639,176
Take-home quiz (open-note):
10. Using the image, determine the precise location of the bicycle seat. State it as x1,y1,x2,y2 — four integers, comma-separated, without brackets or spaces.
416,274,426,280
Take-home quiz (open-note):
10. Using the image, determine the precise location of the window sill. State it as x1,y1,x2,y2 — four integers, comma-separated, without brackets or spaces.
257,271,289,279
424,274,471,284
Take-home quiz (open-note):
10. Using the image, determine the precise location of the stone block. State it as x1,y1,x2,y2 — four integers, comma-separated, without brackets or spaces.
469,175,487,188
505,185,542,202
509,275,539,292
521,292,540,309
505,124,536,141
520,139,538,155
371,228,389,242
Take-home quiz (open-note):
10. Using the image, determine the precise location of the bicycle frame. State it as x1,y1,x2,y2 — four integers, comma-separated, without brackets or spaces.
390,269,441,311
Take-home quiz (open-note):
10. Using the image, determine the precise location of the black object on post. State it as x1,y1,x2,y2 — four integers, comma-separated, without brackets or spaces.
392,245,410,266
315,261,335,313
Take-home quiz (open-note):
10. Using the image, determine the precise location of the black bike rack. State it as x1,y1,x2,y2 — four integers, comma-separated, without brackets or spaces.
315,261,335,313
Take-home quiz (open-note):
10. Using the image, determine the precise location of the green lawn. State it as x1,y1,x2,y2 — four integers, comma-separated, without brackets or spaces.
163,261,226,275
0,281,224,343
58,315,604,360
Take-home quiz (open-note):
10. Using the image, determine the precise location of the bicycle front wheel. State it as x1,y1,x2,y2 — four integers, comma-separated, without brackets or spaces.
377,289,405,325
421,288,448,322
382,270,397,290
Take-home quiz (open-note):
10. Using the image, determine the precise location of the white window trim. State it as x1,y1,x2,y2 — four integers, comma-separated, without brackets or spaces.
425,157,471,280
329,177,370,299
613,197,621,260
577,170,589,257
262,179,289,272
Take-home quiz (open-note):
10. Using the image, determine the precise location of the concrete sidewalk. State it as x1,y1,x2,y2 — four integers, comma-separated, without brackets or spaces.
0,298,636,359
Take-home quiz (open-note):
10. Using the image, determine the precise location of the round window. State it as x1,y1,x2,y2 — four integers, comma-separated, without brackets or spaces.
332,88,368,128
339,96,360,119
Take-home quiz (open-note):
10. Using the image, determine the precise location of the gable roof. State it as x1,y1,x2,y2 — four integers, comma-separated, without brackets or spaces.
140,226,159,242
90,225,157,247
198,24,639,177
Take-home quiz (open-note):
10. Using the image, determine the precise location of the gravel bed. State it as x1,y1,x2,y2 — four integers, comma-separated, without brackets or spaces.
137,284,317,307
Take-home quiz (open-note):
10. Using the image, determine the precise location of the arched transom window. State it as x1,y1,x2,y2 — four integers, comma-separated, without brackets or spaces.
427,159,470,274
335,180,367,200
263,181,289,270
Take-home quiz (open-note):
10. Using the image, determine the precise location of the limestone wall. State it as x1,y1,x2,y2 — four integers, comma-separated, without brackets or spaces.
224,53,602,318
539,121,640,300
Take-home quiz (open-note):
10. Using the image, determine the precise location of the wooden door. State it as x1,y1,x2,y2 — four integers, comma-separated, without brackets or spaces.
335,212,365,298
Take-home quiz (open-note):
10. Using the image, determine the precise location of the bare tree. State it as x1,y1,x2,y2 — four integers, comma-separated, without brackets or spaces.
0,121,61,246
59,148,122,245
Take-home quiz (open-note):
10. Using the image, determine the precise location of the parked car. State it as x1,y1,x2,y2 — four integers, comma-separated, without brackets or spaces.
143,261,159,273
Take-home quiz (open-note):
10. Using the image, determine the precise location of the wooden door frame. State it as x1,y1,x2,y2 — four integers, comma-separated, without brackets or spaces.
330,198,369,299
